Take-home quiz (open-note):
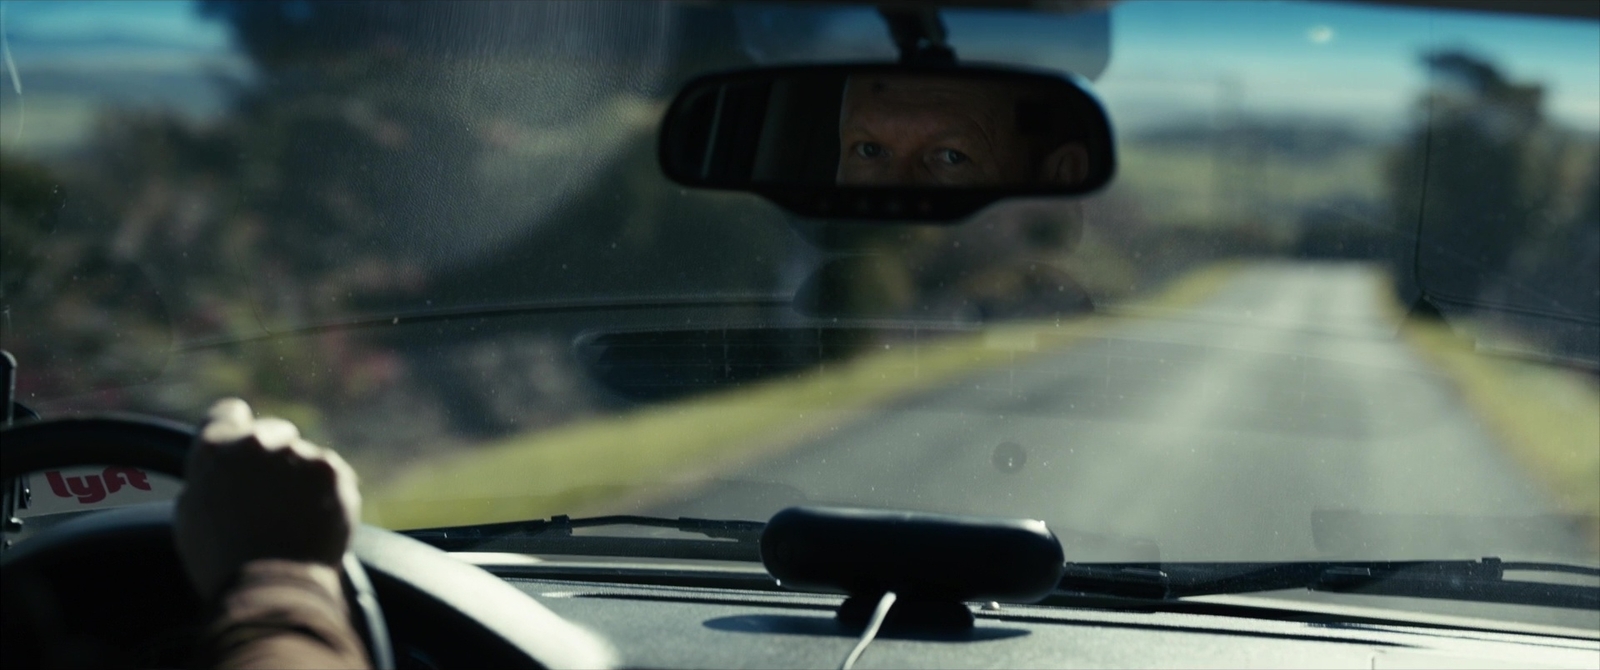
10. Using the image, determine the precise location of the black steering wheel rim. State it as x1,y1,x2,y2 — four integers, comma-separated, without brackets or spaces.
0,414,194,481
1,414,396,670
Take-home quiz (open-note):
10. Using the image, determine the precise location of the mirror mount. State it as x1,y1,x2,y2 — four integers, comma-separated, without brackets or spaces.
879,7,957,66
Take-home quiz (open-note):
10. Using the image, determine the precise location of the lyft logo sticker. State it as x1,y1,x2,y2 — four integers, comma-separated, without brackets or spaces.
18,465,182,518
45,467,153,503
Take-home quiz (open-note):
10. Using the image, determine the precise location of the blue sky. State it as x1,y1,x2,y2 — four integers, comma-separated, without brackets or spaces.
737,0,1597,135
1099,0,1600,134
4,0,224,47
2,0,1597,151
2,0,237,68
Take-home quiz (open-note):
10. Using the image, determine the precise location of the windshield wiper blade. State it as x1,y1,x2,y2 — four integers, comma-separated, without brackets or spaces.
1054,558,1600,610
402,514,767,561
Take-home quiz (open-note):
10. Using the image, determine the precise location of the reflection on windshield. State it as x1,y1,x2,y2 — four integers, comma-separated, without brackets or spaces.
0,0,1596,628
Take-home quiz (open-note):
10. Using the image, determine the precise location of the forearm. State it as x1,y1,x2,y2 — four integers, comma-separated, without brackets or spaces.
194,560,370,670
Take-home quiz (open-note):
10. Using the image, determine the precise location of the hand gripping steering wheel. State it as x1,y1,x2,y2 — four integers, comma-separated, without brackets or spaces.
1,415,395,669
2,415,620,669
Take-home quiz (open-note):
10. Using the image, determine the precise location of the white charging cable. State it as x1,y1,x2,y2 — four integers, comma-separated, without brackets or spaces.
839,591,897,670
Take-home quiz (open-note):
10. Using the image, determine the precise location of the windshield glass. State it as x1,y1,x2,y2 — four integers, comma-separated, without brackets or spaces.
2,0,1596,627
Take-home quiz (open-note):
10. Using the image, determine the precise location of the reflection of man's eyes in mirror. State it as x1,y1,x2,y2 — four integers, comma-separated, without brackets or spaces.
933,149,970,166
853,141,888,159
848,143,972,167
846,137,979,185
835,75,1086,188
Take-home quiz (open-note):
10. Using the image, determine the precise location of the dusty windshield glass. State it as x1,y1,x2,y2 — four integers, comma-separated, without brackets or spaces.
1,0,1596,623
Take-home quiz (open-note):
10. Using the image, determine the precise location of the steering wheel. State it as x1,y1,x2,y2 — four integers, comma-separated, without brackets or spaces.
1,415,619,670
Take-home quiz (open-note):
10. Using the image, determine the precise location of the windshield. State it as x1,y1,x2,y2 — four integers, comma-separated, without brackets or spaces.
2,0,1596,628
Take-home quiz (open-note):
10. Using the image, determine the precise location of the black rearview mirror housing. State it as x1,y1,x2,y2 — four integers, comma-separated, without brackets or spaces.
658,64,1116,222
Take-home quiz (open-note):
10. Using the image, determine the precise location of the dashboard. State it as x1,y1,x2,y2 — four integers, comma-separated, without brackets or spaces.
4,503,1598,669
440,564,1600,669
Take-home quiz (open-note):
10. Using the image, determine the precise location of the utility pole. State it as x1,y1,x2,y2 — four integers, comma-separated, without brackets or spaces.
1213,75,1243,226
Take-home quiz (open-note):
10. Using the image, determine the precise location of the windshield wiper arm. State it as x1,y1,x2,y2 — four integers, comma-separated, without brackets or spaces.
405,515,1599,609
1054,558,1599,610
403,514,767,561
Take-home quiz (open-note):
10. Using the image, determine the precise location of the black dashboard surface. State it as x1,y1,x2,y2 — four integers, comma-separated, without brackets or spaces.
4,504,1596,670
493,575,1600,669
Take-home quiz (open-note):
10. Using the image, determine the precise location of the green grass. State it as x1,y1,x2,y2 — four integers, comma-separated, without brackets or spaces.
1401,323,1600,534
365,262,1244,529
1377,280,1600,552
1114,144,1387,227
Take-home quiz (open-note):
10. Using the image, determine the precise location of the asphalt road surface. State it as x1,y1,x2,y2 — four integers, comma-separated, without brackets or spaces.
654,262,1597,623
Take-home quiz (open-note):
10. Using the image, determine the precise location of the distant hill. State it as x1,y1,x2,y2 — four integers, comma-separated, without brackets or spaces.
1130,118,1386,160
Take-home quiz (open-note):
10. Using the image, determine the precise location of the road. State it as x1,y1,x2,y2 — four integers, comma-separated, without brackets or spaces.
654,262,1595,579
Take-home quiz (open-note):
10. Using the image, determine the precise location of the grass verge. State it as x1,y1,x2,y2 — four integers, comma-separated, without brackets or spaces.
366,262,1243,529
1377,279,1600,551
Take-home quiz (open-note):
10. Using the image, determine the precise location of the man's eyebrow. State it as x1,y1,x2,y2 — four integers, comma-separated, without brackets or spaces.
926,117,995,154
926,129,983,145
839,123,875,139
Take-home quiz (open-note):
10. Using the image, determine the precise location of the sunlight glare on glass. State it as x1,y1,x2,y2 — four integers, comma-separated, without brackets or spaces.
1307,24,1335,45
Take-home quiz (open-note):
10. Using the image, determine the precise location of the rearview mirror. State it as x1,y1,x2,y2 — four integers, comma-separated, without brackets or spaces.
659,65,1116,221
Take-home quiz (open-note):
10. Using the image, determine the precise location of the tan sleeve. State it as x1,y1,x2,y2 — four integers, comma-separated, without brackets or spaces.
193,560,372,670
